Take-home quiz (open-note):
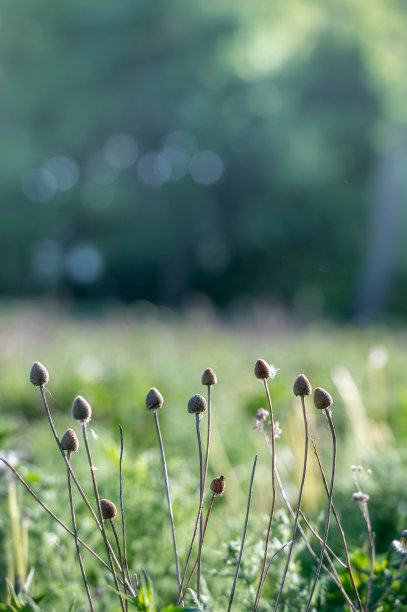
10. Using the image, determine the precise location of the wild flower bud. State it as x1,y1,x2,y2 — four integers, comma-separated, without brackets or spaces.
30,361,49,386
60,428,79,452
100,498,117,520
255,408,268,422
254,359,272,380
352,491,369,503
72,395,92,422
202,367,217,386
145,387,164,411
293,374,312,397
210,475,226,496
313,387,333,410
188,394,207,414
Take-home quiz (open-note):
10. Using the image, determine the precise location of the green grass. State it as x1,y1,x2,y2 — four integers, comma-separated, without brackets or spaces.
1,303,407,610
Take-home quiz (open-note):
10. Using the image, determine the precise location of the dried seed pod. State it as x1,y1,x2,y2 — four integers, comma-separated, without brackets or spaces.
145,387,164,411
293,374,312,397
100,498,117,520
210,475,226,496
72,395,92,422
254,359,272,380
60,428,79,452
187,394,207,414
313,387,333,410
201,367,217,386
30,361,49,386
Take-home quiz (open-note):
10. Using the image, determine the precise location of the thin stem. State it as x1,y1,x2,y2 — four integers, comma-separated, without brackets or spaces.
39,387,134,594
253,379,276,612
67,452,95,612
363,503,375,611
81,422,125,612
305,409,337,612
370,553,407,610
260,541,292,594
274,394,309,612
196,414,203,603
199,385,212,602
179,494,216,605
119,425,133,593
257,426,356,610
311,438,363,611
153,409,181,591
0,457,124,583
110,519,128,612
228,455,258,612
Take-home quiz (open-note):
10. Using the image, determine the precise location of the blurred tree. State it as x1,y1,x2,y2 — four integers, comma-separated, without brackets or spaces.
0,0,405,319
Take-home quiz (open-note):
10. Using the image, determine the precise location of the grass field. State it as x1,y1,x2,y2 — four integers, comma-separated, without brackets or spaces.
1,302,406,610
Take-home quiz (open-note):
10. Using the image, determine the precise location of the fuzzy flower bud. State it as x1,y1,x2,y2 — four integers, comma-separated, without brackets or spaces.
293,374,312,397
100,498,117,520
145,387,164,411
254,359,272,380
60,428,79,452
313,387,333,410
188,394,207,415
72,395,92,422
30,361,49,386
201,368,217,386
210,475,226,496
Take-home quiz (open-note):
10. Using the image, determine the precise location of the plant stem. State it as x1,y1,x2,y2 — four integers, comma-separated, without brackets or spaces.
153,409,181,592
274,394,309,612
119,425,133,593
362,502,375,611
196,413,204,603
110,519,128,611
179,493,216,605
253,379,276,612
311,438,363,611
304,408,337,612
81,421,125,612
66,451,95,612
0,457,129,585
228,455,258,612
257,425,356,610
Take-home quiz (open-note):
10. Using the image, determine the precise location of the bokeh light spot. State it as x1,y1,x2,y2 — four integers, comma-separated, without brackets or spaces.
65,244,104,283
137,151,171,187
104,133,139,169
86,151,120,185
189,150,223,185
44,156,80,191
22,169,58,202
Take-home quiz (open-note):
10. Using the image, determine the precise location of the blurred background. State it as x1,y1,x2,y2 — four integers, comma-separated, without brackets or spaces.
1,0,407,321
1,1,407,609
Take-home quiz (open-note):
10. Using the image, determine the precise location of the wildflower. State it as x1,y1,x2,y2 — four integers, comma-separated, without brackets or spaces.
254,359,279,380
352,491,369,504
187,394,207,415
201,368,217,386
210,475,226,496
145,387,164,411
100,499,117,521
30,361,49,386
392,530,407,554
253,407,269,430
293,374,312,397
314,387,333,410
72,395,92,422
60,428,79,452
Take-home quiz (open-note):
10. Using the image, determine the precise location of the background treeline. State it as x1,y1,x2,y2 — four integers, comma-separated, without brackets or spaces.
1,0,407,320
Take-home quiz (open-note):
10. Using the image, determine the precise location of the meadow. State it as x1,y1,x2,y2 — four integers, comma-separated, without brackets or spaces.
1,302,406,611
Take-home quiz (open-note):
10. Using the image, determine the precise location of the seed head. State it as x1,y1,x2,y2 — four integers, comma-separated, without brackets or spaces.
254,359,272,380
210,475,226,496
352,491,369,503
72,395,92,422
60,428,79,452
201,368,217,386
145,387,164,411
30,361,49,386
313,387,333,410
100,498,117,521
188,394,207,415
293,374,312,397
